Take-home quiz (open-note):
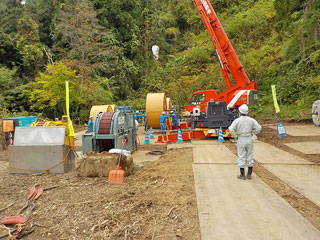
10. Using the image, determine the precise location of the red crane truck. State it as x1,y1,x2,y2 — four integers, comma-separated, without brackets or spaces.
184,0,258,129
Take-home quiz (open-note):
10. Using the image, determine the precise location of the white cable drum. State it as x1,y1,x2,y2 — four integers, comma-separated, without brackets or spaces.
146,93,167,129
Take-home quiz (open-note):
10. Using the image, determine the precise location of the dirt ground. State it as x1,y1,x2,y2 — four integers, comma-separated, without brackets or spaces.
0,134,200,239
1,121,320,239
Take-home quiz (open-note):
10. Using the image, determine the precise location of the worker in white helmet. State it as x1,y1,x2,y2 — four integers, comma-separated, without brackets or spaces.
159,111,169,135
134,110,142,122
134,110,144,130
170,110,180,130
228,104,261,180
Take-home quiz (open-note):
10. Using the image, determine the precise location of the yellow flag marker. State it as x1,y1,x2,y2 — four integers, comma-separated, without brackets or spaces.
66,81,75,137
271,85,280,114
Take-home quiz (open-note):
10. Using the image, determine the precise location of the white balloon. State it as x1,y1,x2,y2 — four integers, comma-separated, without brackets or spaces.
152,45,160,60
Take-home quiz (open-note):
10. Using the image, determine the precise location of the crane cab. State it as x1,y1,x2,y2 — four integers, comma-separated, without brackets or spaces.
184,90,219,113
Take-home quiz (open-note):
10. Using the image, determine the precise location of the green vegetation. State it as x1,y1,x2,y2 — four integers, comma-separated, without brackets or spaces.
0,0,319,121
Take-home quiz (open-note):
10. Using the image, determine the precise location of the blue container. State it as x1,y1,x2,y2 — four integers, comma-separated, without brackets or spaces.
277,122,286,137
5,116,37,127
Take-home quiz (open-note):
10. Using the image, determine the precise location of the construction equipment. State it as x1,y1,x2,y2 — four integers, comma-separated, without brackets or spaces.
8,126,74,174
146,93,168,129
31,115,74,146
1,116,37,149
1,120,14,149
89,105,117,121
184,0,258,130
5,116,37,127
155,0,256,142
82,106,137,154
145,93,175,129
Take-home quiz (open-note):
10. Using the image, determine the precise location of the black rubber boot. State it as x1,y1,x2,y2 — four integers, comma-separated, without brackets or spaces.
237,168,246,180
247,167,253,179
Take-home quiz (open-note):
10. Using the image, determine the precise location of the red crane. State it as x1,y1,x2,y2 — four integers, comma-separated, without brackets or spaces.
185,0,257,114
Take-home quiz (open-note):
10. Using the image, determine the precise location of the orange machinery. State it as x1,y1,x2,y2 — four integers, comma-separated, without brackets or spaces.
158,0,258,142
184,0,258,130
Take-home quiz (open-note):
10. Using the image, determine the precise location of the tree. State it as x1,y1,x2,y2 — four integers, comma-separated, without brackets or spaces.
53,0,111,82
29,61,114,120
0,66,18,109
16,16,45,77
94,0,143,99
22,0,55,47
51,0,115,117
29,62,80,118
0,0,24,69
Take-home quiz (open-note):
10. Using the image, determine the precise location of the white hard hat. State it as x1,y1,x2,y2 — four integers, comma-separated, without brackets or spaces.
136,110,139,113
162,111,165,114
170,110,173,113
89,116,93,119
239,104,249,115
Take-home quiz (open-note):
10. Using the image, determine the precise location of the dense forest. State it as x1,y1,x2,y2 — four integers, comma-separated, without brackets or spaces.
0,0,319,122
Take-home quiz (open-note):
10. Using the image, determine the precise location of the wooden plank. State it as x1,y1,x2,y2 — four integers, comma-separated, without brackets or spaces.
193,163,320,240
268,125,320,136
284,142,320,155
191,139,219,145
265,164,320,207
193,145,236,164
254,142,311,164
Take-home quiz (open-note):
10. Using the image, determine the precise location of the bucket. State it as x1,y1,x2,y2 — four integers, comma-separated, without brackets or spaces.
2,120,14,132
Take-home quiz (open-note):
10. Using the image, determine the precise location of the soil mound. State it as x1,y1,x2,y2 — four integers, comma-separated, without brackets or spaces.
76,152,133,177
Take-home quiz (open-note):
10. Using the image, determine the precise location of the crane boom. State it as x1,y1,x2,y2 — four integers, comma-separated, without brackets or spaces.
192,0,256,89
183,0,258,129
